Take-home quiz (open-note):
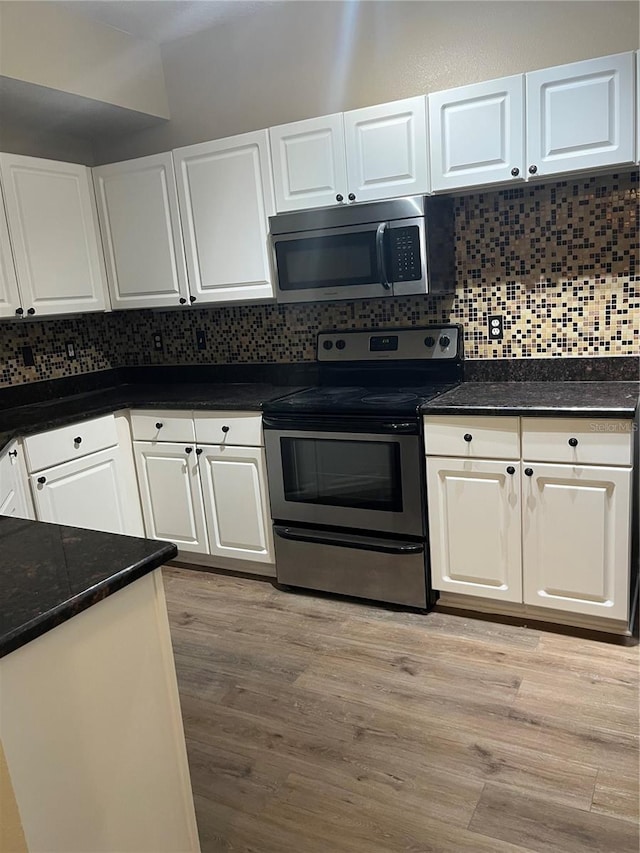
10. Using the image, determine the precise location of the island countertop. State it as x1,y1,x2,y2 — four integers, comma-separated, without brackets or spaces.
0,516,177,658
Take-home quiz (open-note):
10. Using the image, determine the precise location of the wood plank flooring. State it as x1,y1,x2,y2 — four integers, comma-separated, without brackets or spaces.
163,567,640,853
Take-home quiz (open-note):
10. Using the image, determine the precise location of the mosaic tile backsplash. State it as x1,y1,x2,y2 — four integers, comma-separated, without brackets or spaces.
1,171,637,388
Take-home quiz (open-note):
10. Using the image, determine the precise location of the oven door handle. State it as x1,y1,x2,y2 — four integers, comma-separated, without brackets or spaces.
376,222,391,290
274,525,424,555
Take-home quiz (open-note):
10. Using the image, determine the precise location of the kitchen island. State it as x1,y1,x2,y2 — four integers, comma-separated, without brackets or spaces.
0,517,200,853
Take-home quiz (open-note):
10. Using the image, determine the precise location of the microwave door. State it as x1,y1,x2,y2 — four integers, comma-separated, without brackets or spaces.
273,223,388,304
388,217,428,297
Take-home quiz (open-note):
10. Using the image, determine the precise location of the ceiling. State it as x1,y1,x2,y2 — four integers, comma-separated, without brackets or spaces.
54,0,269,44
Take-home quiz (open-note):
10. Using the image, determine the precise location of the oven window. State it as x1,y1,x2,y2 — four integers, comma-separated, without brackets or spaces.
280,437,403,512
276,232,379,291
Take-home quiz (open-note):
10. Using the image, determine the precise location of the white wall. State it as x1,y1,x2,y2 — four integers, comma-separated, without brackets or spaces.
94,0,639,163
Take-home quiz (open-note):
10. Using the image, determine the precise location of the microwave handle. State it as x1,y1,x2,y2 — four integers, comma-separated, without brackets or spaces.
376,222,391,289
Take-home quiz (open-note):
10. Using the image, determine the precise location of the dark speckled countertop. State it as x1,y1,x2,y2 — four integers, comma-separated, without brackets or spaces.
0,381,304,454
0,516,177,658
421,381,640,418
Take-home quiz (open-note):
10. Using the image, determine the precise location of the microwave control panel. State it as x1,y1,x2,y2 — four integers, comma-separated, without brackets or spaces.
389,226,421,282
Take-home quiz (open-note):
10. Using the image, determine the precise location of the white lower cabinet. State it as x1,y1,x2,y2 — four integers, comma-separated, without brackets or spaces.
425,415,634,631
522,463,631,621
198,444,274,564
131,410,275,569
133,441,208,554
24,414,144,537
426,457,522,602
0,440,34,520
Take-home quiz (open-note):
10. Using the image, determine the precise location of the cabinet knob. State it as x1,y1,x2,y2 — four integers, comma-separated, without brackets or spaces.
190,295,196,303
506,465,515,475
568,437,578,447
196,448,203,456
27,307,35,315
185,446,193,454
336,194,344,202
221,425,230,433
510,167,520,177
156,422,163,430
348,193,356,201
179,297,187,305
73,436,82,445
528,165,538,175
8,449,17,458
15,307,24,316
37,476,46,484
524,467,534,477
463,433,472,442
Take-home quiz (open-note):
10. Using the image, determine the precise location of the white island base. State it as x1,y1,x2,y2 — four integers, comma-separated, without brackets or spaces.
0,569,200,853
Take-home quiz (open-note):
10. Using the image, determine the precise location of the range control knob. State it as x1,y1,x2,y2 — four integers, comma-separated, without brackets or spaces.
322,340,333,350
439,335,451,348
424,335,436,348
335,339,346,350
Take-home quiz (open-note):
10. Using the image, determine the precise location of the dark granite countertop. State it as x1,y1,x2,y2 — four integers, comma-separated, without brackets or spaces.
0,516,177,658
421,381,640,417
0,381,305,454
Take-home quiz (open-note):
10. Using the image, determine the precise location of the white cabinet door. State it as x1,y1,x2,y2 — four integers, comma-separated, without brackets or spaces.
133,441,208,554
174,130,275,305
93,153,190,310
344,96,429,202
526,52,635,178
0,183,21,319
429,76,524,192
426,457,522,602
522,462,631,621
269,113,348,212
0,441,35,520
30,446,141,535
199,444,274,564
0,154,107,317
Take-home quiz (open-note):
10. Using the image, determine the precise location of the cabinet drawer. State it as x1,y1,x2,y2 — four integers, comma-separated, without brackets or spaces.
24,415,118,473
130,410,195,443
194,412,263,447
423,416,520,460
521,418,633,466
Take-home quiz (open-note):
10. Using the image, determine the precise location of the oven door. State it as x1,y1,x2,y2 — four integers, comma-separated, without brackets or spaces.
264,424,424,537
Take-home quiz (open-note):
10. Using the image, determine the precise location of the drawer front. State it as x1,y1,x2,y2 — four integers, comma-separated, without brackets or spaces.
194,412,263,447
130,410,195,443
24,415,118,472
423,416,520,460
521,418,633,466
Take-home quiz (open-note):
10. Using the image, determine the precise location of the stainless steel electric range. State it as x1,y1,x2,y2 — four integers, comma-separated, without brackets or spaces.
263,325,463,609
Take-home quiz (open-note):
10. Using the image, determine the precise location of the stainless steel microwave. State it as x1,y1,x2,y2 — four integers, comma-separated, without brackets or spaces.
269,196,455,305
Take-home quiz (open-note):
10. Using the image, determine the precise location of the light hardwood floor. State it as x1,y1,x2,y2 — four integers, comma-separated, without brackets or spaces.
163,566,640,853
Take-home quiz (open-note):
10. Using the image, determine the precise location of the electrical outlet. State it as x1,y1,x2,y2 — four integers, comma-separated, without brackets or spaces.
21,345,35,367
153,332,163,352
488,315,504,341
66,341,76,360
196,329,207,351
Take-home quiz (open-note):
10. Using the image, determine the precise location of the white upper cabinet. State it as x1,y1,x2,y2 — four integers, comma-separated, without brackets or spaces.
93,153,190,311
0,182,21,319
526,52,635,179
270,113,348,212
0,154,107,317
343,96,429,203
174,130,275,305
637,50,640,164
270,97,428,212
428,76,525,192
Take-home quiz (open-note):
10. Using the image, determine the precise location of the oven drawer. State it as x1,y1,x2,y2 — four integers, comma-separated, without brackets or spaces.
423,415,520,460
274,525,428,608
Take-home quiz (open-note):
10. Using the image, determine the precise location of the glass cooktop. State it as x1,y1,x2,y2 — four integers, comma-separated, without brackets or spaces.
264,383,458,417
